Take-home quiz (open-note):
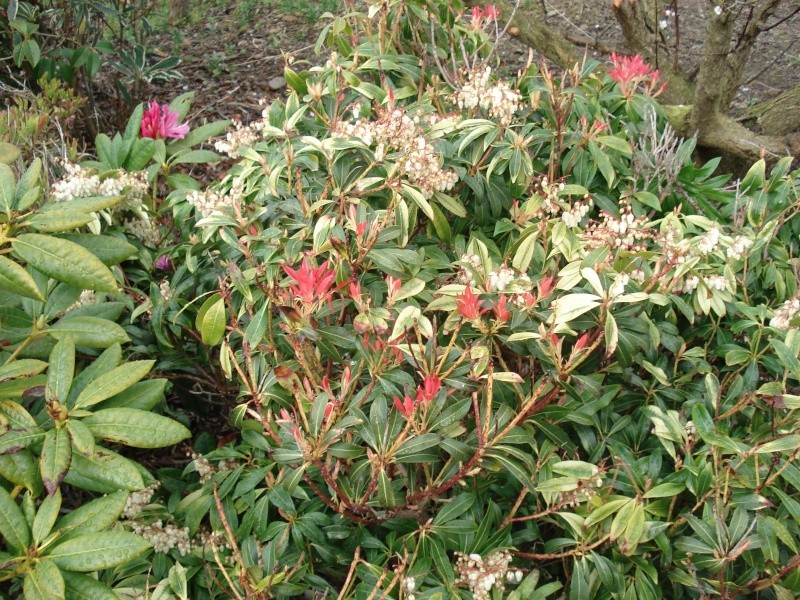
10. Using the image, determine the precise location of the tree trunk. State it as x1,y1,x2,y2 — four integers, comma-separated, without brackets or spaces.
743,83,800,136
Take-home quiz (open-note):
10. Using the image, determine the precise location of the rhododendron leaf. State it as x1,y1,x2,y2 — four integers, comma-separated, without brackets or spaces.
12,234,118,292
64,446,145,492
0,163,16,215
48,531,150,571
55,490,128,540
168,91,195,121
0,255,44,300
23,559,63,600
40,428,71,495
73,360,154,410
62,572,118,600
0,482,30,551
31,489,61,545
55,234,138,266
50,316,129,349
83,408,190,448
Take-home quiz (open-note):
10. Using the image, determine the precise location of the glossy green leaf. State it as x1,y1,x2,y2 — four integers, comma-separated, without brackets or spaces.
62,572,119,600
73,360,154,409
46,336,75,404
12,234,118,292
23,559,64,600
49,316,129,349
83,408,191,448
198,295,226,346
48,531,150,571
64,447,145,492
40,428,72,495
0,483,30,552
0,256,44,301
96,379,167,410
32,489,61,545
56,491,128,541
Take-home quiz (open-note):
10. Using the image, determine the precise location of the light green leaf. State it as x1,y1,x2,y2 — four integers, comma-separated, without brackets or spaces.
48,531,150,571
64,447,144,492
755,435,800,454
0,256,44,301
23,559,64,600
83,408,191,448
643,482,686,499
47,336,75,404
0,163,15,215
551,460,599,479
12,234,118,292
0,483,30,552
32,489,61,545
62,572,119,600
197,295,226,346
56,491,128,541
40,428,71,495
97,379,167,411
552,293,601,325
73,360,154,410
49,316,129,349
0,359,48,382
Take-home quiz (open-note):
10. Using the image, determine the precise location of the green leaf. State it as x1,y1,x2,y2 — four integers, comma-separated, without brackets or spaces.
243,302,269,347
83,408,191,448
12,234,118,292
65,419,94,456
62,572,119,600
0,374,46,398
0,256,44,300
584,498,629,527
596,135,632,156
0,142,21,165
47,336,75,404
0,483,30,552
32,489,61,544
552,293,601,325
551,461,599,479
432,493,475,526
25,211,94,233
171,149,222,164
643,482,686,498
393,433,441,463
55,234,138,266
0,359,48,382
97,379,167,410
64,446,144,492
755,435,800,454
73,360,154,409
0,429,45,454
49,316,129,349
40,428,72,495
198,295,226,346
48,531,150,571
23,559,64,600
0,163,16,215
56,491,128,541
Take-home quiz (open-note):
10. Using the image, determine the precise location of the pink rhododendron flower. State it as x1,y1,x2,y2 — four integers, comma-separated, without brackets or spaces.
608,53,666,99
140,101,190,140
283,257,336,306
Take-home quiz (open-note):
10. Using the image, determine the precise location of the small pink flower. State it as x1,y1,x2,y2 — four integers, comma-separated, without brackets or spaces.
155,255,173,271
140,101,190,140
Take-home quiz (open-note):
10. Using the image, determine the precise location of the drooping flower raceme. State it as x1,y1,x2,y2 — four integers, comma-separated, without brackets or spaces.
140,101,190,140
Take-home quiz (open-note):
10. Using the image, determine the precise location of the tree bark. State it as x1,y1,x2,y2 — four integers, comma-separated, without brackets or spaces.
743,82,800,136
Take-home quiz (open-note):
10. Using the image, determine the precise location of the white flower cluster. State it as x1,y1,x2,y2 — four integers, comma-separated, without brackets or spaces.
456,255,532,295
454,550,516,599
214,118,264,158
770,296,800,330
610,273,629,298
334,107,458,198
159,280,172,302
51,161,147,206
457,253,483,285
131,519,191,556
675,274,729,295
402,576,417,600
186,183,244,219
561,198,591,228
190,452,215,483
123,483,159,519
51,162,101,202
125,218,161,247
98,171,149,208
451,66,522,126
703,274,729,292
726,235,752,261
582,202,651,252
488,266,516,292
681,275,700,294
536,177,566,216
697,226,720,255
66,290,96,313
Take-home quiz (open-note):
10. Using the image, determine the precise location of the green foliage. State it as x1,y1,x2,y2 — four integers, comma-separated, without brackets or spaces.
0,149,191,598
123,0,800,598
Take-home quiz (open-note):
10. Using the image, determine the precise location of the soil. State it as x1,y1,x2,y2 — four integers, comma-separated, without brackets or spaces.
134,0,800,139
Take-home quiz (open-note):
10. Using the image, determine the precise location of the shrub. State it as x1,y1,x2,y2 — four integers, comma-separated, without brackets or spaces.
0,147,192,597
127,1,800,599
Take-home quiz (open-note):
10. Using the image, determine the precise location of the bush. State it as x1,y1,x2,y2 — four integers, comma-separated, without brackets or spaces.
4,0,800,598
